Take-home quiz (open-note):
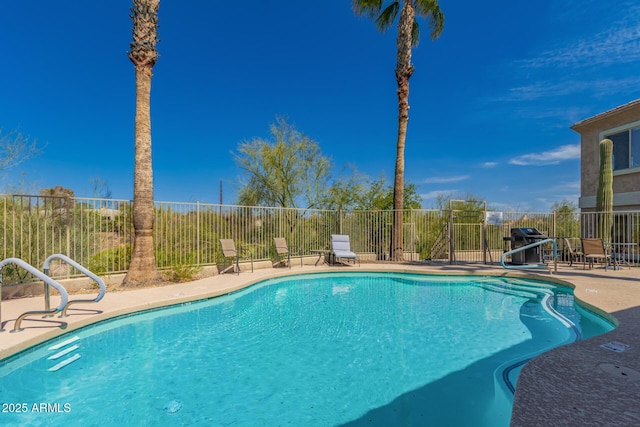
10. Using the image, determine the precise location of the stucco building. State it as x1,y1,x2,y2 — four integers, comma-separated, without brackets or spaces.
572,99,640,212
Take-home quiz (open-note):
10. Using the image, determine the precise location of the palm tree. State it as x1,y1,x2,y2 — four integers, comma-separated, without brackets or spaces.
353,0,444,261
123,0,161,287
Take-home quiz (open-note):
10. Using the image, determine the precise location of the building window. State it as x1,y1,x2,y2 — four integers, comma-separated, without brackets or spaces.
605,126,640,170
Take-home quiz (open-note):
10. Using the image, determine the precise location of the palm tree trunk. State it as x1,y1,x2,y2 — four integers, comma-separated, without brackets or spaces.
391,1,415,262
124,65,160,286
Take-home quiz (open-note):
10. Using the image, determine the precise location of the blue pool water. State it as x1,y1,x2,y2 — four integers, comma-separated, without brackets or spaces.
0,272,614,427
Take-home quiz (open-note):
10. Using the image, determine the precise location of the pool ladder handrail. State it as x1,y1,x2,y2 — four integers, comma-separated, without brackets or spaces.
500,238,558,274
43,254,106,318
0,257,69,333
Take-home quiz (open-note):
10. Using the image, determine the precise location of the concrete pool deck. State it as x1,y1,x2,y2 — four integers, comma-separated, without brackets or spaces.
0,262,638,426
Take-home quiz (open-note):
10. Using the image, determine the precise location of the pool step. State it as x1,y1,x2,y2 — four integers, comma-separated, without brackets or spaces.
48,344,79,360
49,354,81,372
48,335,80,351
47,336,81,372
481,284,538,299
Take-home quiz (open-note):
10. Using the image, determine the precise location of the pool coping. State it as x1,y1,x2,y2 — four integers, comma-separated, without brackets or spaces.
0,262,638,426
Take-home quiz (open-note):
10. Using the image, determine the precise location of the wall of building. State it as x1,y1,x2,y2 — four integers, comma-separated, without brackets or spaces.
572,100,640,211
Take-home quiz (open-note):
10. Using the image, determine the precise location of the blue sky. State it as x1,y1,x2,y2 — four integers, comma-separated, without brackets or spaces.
1,1,640,211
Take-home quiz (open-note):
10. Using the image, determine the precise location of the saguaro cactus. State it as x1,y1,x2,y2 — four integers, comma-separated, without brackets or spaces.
596,138,613,242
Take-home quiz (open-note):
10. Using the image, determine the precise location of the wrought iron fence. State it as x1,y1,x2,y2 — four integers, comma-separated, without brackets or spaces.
1,194,638,279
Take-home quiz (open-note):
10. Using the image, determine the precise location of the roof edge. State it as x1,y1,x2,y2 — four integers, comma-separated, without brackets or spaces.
571,98,640,130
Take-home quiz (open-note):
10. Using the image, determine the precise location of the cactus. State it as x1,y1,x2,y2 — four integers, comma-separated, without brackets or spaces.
596,138,613,242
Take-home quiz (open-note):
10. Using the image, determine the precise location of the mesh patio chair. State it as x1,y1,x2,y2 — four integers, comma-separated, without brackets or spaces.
580,238,618,271
562,237,583,267
273,237,302,268
219,239,253,275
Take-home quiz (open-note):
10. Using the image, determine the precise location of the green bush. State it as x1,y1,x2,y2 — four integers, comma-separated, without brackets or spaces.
163,254,202,283
87,244,131,274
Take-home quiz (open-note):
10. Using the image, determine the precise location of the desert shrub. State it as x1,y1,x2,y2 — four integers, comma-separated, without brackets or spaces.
163,254,202,283
87,244,131,274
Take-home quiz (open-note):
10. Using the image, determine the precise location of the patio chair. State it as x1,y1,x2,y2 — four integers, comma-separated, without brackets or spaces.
330,234,359,266
580,238,618,271
562,237,583,267
273,237,302,268
219,239,253,275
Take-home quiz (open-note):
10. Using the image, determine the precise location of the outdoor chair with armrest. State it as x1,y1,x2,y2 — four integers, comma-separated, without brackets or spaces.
562,237,583,267
580,238,618,271
273,237,302,268
219,239,254,275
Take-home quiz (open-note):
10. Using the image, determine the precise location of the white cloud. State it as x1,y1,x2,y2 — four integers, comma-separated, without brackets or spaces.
509,144,580,166
481,162,498,168
422,175,469,184
420,190,456,200
498,5,640,105
506,77,640,102
553,180,580,191
519,20,640,70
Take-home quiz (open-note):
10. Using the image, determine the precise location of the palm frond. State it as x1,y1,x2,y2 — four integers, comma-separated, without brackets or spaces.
411,21,420,47
413,0,438,15
375,2,400,32
352,0,384,19
428,7,445,39
414,0,444,40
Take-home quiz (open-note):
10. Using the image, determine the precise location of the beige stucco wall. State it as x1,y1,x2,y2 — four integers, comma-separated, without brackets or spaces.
572,100,640,211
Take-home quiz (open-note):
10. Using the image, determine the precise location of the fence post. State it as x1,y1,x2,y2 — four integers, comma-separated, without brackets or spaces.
448,207,454,264
482,203,487,264
66,212,71,267
196,201,201,265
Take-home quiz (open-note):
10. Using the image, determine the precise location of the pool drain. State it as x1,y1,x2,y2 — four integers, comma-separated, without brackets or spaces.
163,400,183,414
598,363,640,383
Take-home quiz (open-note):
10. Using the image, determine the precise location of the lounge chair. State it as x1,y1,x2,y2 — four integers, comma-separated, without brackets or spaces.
219,239,253,275
562,237,583,267
580,238,618,270
273,237,302,268
330,234,358,265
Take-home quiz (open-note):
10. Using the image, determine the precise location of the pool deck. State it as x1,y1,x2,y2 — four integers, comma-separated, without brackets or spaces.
0,262,639,426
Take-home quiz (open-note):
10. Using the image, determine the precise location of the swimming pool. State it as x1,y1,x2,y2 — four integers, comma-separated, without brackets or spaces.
0,272,614,426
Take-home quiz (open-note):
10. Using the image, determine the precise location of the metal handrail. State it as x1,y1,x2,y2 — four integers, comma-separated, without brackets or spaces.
500,238,558,273
43,254,106,318
0,257,69,332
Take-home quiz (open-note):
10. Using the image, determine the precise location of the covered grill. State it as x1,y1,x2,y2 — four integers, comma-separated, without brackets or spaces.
507,227,547,265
